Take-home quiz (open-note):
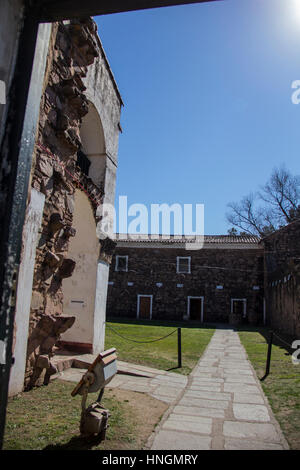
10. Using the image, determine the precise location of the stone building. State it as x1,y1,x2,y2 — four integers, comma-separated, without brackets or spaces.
106,235,264,324
8,19,123,396
262,219,300,338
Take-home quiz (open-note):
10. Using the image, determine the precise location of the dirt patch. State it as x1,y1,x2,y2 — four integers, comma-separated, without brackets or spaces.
104,387,168,450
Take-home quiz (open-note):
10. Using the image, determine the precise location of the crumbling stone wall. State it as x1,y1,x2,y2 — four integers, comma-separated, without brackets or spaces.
107,243,264,324
262,220,300,338
24,19,120,389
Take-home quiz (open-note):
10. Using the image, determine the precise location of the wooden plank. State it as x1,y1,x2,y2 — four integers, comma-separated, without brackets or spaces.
99,348,116,359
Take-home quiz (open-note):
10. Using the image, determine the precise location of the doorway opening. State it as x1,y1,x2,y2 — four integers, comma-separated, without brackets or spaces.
231,298,247,321
137,295,153,320
187,296,204,322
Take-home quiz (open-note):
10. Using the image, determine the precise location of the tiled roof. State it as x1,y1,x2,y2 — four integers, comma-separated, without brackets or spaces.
113,234,260,244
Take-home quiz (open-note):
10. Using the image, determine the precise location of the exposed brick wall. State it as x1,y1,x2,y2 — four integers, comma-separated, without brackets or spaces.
262,220,300,338
106,245,264,324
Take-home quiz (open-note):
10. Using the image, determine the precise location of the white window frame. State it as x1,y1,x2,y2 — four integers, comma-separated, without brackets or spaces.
137,294,153,320
231,298,247,318
176,256,191,274
115,255,128,272
187,296,204,323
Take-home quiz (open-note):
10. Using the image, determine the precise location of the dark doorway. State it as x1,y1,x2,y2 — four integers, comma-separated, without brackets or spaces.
231,299,247,322
189,297,203,321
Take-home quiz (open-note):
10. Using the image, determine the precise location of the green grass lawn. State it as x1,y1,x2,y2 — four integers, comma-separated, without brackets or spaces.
237,326,300,450
105,318,215,375
3,380,166,450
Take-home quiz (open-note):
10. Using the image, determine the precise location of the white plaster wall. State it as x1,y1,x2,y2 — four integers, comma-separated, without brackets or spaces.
80,101,117,201
80,102,105,155
93,261,110,353
104,157,117,206
87,154,107,188
8,189,45,396
83,53,122,166
61,190,99,346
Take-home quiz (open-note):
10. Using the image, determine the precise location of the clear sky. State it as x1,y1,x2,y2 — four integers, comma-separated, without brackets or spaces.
95,0,300,235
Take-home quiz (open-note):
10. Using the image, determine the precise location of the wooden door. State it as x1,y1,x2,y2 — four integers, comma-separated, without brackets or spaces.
139,296,151,319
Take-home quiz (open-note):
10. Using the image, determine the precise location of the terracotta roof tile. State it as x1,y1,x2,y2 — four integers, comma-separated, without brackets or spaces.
113,234,260,244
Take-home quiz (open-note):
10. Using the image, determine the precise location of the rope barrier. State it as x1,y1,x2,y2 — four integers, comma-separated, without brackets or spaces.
272,331,293,349
262,329,294,381
105,323,178,344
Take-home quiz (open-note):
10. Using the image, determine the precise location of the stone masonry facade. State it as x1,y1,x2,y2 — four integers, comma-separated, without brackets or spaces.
20,19,122,389
262,219,300,338
106,236,264,325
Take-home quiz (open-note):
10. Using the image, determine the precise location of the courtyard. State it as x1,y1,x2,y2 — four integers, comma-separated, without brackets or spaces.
3,322,299,450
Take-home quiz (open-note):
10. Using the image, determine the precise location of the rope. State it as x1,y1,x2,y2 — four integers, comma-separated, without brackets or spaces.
105,324,178,344
272,331,293,349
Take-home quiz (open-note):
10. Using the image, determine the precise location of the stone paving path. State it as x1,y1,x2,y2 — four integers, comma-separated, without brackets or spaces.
148,327,289,450
58,359,188,404
55,327,289,450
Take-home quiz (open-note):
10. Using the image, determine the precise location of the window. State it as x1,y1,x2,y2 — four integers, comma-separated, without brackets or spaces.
176,256,191,274
115,255,128,272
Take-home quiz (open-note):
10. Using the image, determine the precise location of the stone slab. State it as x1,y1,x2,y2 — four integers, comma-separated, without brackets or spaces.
151,430,211,450
191,377,224,384
224,439,284,450
189,384,221,392
173,405,225,419
223,369,253,376
233,393,265,405
224,383,261,394
153,385,182,397
233,404,270,422
185,390,231,401
224,376,256,384
150,394,174,404
152,374,187,384
179,397,230,410
223,421,281,442
163,414,212,435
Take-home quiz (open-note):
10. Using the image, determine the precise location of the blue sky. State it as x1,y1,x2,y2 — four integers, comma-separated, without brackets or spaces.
95,0,300,235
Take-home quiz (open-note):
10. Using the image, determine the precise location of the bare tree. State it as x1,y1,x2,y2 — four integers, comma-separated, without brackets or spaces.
259,167,300,225
226,166,300,237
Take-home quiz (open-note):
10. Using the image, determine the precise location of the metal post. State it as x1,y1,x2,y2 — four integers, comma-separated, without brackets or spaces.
265,330,273,377
178,328,182,368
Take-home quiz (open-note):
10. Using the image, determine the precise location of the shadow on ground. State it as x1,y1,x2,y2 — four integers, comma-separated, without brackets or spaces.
43,434,104,451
